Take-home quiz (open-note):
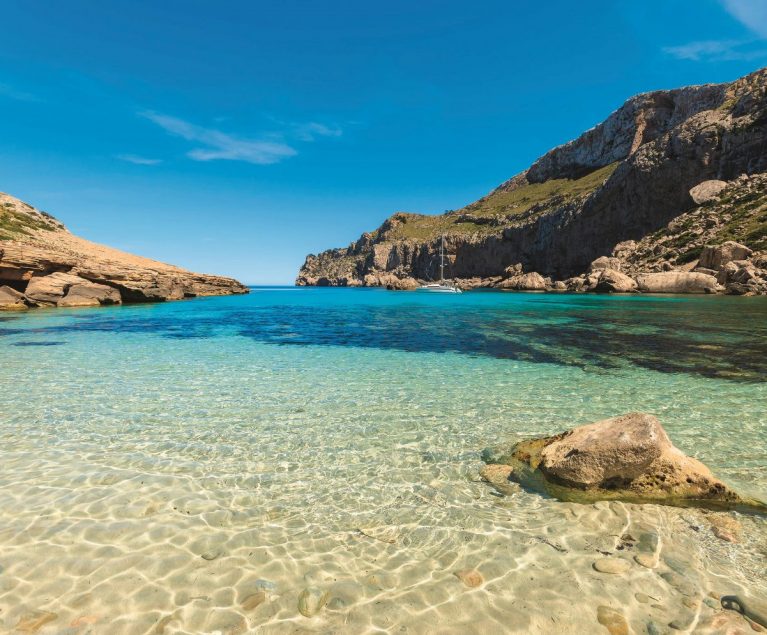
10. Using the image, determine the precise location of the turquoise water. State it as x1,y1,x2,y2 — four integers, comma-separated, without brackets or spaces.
0,288,765,633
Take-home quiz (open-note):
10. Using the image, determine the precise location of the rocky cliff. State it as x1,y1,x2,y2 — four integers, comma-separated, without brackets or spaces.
297,67,767,294
0,192,248,310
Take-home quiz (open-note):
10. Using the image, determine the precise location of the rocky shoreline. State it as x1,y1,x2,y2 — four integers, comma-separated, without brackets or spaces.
0,192,248,311
299,235,767,296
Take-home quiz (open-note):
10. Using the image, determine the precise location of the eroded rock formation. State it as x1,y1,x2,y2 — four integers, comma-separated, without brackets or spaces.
0,192,248,310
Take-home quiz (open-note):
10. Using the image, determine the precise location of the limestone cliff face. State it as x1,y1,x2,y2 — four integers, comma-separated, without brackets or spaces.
0,192,248,309
297,67,767,286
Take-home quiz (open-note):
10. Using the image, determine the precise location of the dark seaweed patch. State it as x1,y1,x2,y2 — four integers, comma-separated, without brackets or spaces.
12,341,66,347
2,293,766,382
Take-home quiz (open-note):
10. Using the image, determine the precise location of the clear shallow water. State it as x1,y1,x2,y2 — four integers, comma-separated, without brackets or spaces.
0,288,765,634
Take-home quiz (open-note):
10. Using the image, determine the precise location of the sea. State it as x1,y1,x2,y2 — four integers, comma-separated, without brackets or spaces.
0,287,765,633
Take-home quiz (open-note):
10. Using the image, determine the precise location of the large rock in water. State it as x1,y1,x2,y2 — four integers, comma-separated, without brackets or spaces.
497,271,547,290
25,272,84,305
25,272,121,307
0,285,28,310
58,281,121,307
483,413,764,510
635,271,719,294
595,268,637,293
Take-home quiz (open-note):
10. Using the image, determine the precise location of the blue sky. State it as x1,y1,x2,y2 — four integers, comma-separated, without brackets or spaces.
1,0,765,284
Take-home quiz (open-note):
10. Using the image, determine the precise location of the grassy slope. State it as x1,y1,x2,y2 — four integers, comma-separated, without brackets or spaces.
378,163,619,242
0,200,57,241
626,175,767,270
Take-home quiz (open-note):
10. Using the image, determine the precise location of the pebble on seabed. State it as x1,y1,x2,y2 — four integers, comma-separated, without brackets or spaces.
634,553,658,568
241,591,266,611
596,605,629,635
454,568,484,588
15,610,58,632
593,558,631,574
298,587,329,617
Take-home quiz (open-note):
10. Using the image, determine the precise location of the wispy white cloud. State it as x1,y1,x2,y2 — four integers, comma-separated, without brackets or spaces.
141,111,298,165
663,39,767,61
0,82,39,102
663,0,767,62
722,0,767,37
117,154,163,166
294,122,343,142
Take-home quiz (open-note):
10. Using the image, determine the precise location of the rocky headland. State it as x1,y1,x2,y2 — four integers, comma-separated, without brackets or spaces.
297,67,767,295
0,192,248,310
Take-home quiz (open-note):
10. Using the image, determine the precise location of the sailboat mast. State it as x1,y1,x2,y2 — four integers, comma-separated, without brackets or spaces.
440,236,445,282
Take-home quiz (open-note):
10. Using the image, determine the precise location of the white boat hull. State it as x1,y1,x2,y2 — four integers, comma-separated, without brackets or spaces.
417,284,462,293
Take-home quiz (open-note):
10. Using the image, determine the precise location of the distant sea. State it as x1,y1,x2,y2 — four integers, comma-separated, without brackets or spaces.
1,287,765,633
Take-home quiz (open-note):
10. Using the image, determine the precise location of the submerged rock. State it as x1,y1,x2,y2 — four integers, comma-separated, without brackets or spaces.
15,610,58,632
721,595,767,629
298,587,329,617
593,557,631,574
479,463,517,494
596,606,630,635
453,568,484,588
482,413,764,510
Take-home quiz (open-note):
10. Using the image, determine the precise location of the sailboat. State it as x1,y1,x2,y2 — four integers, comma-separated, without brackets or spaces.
417,235,463,293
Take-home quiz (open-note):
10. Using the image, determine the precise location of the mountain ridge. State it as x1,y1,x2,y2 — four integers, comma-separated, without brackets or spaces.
297,67,767,294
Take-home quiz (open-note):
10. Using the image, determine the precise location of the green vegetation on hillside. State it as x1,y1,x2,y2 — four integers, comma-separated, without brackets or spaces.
462,162,619,218
715,187,767,251
0,202,55,240
380,162,620,241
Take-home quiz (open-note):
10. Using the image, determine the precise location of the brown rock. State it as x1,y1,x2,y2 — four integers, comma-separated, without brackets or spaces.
453,568,483,588
596,606,629,635
595,269,637,293
495,412,759,509
689,179,728,205
497,271,547,291
504,263,523,277
635,271,719,294
539,413,667,487
241,591,267,611
589,256,622,273
58,282,121,307
699,241,753,270
363,272,418,290
25,272,85,305
593,558,631,574
15,610,58,633
709,514,742,543
0,284,28,310
479,463,517,494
